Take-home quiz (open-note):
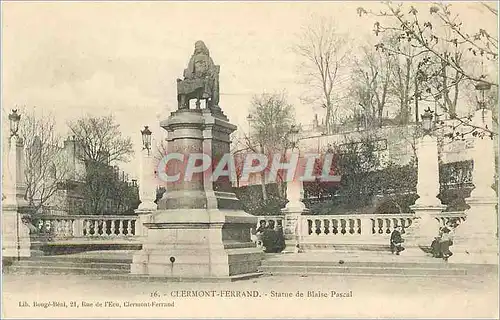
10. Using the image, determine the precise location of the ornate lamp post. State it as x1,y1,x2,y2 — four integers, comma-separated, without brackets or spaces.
475,81,492,110
136,126,157,215
453,81,498,264
420,107,434,135
8,109,21,137
406,107,446,255
281,124,308,253
141,126,152,156
2,109,31,260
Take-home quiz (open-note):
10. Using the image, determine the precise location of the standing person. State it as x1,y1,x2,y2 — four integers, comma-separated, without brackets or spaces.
439,223,454,261
390,226,405,255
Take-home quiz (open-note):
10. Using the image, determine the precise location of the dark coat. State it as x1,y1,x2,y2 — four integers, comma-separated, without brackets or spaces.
390,230,403,245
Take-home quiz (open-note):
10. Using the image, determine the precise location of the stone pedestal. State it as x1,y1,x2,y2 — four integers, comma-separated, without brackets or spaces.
405,134,445,256
452,108,498,265
453,197,498,264
2,135,31,259
2,207,31,259
405,207,444,257
131,109,262,278
281,179,308,253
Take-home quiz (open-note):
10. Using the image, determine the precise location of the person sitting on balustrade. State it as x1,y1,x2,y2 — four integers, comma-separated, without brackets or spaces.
275,224,286,253
254,220,267,247
430,226,445,258
439,223,454,261
390,226,405,255
262,220,284,253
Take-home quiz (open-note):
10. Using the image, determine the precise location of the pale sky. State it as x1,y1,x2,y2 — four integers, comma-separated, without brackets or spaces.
1,1,497,178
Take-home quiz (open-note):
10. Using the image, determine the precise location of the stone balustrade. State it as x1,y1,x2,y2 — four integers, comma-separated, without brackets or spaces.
434,211,467,228
303,214,414,237
257,216,284,229
30,211,466,249
256,211,466,246
33,215,139,240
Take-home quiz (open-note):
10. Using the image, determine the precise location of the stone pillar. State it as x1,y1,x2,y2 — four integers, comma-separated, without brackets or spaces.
131,109,262,278
453,108,498,264
136,143,158,212
406,134,445,253
2,135,31,259
281,178,308,253
135,141,157,239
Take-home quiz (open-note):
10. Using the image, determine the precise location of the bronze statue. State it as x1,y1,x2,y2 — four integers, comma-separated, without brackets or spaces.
177,41,220,110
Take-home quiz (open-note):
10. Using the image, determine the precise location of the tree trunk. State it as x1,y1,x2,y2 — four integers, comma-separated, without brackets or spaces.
414,75,419,124
325,104,332,134
259,144,268,201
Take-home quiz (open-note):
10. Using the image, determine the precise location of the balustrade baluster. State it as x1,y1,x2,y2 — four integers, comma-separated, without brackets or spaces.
336,219,342,235
112,219,117,236
90,219,96,236
105,219,112,236
331,219,338,235
55,220,63,238
375,219,382,234
100,220,105,236
328,219,334,235
131,219,136,236
313,219,320,235
321,219,328,236
385,219,392,234
119,220,124,236
356,219,362,234
64,220,71,237
348,219,355,234
125,220,131,236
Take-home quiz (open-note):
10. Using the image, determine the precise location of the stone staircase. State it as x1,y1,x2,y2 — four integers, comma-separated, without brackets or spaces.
3,251,133,276
4,250,496,279
258,252,497,278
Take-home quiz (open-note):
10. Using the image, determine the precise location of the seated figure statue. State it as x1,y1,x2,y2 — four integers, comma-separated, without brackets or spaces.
177,40,220,110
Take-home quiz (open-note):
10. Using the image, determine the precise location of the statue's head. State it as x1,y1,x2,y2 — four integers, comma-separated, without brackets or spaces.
194,40,209,56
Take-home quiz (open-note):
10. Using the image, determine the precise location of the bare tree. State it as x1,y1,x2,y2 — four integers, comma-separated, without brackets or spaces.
68,114,134,164
350,39,395,127
154,138,168,162
68,114,134,214
358,2,498,136
359,2,498,86
19,109,70,212
230,131,251,188
295,17,350,134
246,92,296,199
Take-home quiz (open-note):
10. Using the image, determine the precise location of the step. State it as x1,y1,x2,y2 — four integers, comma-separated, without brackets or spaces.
20,255,133,264
10,260,131,271
261,271,469,278
261,259,461,269
5,265,130,276
258,265,467,276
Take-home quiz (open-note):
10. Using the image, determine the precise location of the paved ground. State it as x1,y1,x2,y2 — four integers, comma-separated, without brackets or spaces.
2,273,498,319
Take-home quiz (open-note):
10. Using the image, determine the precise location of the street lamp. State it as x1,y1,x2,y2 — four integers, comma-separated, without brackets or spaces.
9,109,21,137
141,126,152,155
289,124,300,149
475,81,492,110
421,107,434,135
